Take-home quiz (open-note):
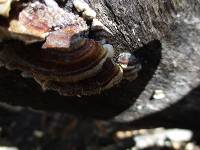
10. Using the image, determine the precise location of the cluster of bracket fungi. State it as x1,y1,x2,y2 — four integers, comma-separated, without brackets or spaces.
0,0,141,96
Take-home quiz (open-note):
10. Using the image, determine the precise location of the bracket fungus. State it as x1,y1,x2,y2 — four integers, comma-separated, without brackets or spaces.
0,0,141,96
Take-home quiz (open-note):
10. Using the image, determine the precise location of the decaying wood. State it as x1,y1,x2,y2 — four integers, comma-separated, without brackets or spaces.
0,0,200,129
89,0,175,51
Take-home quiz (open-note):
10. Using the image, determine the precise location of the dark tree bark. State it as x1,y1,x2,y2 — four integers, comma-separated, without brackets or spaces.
89,0,175,50
0,0,200,130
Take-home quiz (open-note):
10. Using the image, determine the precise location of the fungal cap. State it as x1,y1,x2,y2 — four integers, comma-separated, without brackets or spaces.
13,38,111,82
1,37,123,96
39,59,123,96
8,20,46,43
5,39,123,96
91,19,113,35
73,0,90,12
117,52,141,81
6,1,88,43
42,26,83,49
82,8,96,20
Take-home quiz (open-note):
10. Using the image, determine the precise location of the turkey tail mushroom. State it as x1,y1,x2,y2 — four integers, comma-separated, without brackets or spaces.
0,0,141,96
0,24,123,96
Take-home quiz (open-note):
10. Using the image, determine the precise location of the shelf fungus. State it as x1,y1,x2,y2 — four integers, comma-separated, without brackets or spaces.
0,0,141,96
1,1,88,43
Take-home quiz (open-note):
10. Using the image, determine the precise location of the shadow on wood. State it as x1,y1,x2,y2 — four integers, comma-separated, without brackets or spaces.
117,84,200,129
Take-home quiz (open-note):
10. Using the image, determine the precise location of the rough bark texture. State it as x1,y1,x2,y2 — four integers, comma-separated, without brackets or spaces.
0,0,200,130
89,0,175,51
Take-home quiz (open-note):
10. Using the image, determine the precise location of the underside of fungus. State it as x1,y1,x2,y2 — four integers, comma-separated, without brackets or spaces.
0,0,141,96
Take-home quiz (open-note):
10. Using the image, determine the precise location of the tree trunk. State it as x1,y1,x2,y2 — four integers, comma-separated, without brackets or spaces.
89,0,175,50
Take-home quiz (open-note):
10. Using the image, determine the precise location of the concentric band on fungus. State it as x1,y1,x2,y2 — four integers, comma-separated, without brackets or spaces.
1,40,123,96
13,39,110,82
37,59,123,96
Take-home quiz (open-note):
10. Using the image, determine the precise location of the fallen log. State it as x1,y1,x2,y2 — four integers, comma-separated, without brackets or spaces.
0,0,199,129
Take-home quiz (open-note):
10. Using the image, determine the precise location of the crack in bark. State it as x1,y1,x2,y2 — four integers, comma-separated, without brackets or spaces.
103,0,132,49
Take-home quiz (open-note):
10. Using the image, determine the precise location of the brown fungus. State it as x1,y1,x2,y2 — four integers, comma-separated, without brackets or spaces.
0,34,123,96
0,0,141,96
